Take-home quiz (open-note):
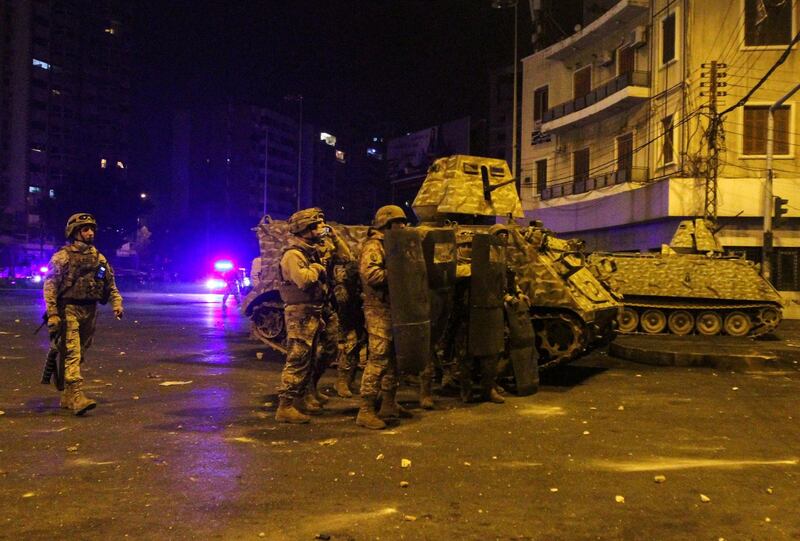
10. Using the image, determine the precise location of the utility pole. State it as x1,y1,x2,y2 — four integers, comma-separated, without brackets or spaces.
268,126,269,218
762,83,800,281
700,61,727,223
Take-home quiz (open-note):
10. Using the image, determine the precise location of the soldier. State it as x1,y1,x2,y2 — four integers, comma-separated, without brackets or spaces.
356,205,413,430
43,213,123,416
331,258,364,398
275,208,338,423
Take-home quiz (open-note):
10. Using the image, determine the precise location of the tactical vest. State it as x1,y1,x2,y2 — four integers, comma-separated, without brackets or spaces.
59,247,106,302
277,243,327,305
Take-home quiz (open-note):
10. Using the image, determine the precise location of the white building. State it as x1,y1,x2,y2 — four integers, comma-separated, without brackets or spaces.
520,0,800,295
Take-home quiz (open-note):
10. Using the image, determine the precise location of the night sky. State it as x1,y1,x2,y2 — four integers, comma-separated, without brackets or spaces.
129,0,532,137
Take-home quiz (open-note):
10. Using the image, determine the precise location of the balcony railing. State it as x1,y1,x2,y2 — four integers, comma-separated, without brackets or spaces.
539,166,648,200
541,71,650,124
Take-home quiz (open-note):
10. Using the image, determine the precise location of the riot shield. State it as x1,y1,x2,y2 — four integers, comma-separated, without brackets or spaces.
385,229,431,374
468,233,506,357
421,228,457,342
505,297,538,395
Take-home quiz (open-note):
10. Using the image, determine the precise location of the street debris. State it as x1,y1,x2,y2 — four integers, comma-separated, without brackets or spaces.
66,445,79,452
618,405,625,411
400,481,409,488
654,475,666,483
376,453,384,460
700,494,711,503
348,471,356,476
463,462,472,467
582,431,590,435
550,488,558,493
615,495,625,503
766,487,773,494
318,438,338,446
119,352,126,356
731,387,739,391
21,492,34,498
401,458,411,468
132,395,140,400
403,515,417,521
159,380,193,386
256,352,264,360
314,535,331,540
0,411,5,416
229,437,256,444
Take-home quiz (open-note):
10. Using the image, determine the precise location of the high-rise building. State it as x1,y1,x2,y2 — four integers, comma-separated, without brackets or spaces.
0,0,132,274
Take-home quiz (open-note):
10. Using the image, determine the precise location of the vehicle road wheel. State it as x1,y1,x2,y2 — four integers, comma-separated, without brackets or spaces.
617,307,639,333
640,309,666,334
724,311,751,337
667,310,694,335
696,311,722,335
759,307,781,328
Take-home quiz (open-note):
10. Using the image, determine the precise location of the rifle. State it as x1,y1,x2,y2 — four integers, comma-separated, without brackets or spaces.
37,311,65,390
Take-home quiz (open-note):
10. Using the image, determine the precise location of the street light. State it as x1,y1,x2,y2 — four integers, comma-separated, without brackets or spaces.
492,0,519,180
284,94,304,211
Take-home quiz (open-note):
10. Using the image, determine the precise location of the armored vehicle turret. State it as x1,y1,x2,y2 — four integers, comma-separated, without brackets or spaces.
590,219,783,337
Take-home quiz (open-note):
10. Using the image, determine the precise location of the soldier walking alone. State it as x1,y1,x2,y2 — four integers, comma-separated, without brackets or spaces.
356,205,414,430
43,213,123,416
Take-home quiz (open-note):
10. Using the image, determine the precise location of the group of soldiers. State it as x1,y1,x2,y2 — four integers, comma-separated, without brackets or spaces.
274,205,531,429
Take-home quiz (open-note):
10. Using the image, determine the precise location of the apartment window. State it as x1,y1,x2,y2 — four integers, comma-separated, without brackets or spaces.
32,58,51,70
573,67,591,99
662,13,676,64
535,159,547,195
533,86,549,124
618,46,635,75
28,186,42,194
745,0,792,46
662,115,675,164
617,133,633,175
743,105,790,155
573,148,590,185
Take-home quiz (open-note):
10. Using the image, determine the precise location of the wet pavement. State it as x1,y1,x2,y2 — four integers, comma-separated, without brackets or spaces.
1,288,800,540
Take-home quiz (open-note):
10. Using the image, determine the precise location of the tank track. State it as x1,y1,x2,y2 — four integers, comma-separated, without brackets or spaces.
619,301,782,337
532,309,618,369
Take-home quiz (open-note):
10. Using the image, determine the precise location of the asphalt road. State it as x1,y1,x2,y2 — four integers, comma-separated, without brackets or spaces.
1,289,799,540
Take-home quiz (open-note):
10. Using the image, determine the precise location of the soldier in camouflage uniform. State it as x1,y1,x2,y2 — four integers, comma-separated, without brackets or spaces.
331,258,364,397
43,213,123,416
275,208,339,423
310,210,353,403
356,205,414,430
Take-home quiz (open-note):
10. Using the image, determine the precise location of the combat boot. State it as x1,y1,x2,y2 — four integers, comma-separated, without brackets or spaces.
69,382,96,416
483,386,506,404
310,381,330,405
419,377,435,410
334,371,353,398
378,389,413,419
355,398,386,430
296,393,323,415
276,397,310,424
59,386,73,410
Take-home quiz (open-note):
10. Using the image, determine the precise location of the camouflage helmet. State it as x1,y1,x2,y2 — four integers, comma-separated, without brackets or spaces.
65,213,97,239
287,208,323,235
373,205,408,229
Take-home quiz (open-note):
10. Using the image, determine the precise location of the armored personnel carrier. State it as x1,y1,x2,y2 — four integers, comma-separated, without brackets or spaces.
244,154,621,367
412,155,621,366
590,219,783,337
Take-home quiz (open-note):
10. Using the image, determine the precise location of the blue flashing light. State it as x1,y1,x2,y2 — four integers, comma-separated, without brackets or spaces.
205,278,226,290
214,260,234,272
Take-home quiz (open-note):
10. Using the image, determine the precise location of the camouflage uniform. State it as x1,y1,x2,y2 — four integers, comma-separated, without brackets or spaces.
43,241,123,386
358,228,397,400
277,236,338,402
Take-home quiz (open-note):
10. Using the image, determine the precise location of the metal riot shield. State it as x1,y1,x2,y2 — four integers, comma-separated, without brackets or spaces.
421,228,457,342
505,297,539,395
468,233,506,357
385,229,431,374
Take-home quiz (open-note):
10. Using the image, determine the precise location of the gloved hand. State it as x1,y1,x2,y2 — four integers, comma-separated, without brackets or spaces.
47,315,61,331
113,306,124,319
310,262,327,279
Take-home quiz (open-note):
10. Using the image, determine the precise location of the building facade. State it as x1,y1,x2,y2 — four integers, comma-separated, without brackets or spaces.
0,0,131,275
521,0,800,295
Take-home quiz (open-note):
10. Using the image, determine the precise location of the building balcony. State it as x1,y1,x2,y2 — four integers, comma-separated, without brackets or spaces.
540,166,648,201
542,0,649,62
541,71,650,132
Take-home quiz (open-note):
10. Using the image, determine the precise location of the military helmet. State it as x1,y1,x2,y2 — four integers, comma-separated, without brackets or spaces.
287,208,323,235
373,205,408,229
488,224,509,237
65,213,97,239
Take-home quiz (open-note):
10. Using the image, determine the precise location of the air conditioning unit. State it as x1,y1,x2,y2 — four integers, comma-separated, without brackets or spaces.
631,25,647,48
